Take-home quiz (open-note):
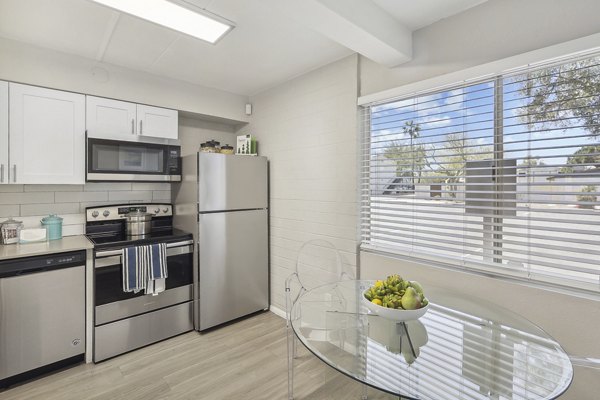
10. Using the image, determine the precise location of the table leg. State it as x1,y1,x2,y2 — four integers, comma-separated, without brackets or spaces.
293,333,298,358
287,325,295,400
361,383,368,399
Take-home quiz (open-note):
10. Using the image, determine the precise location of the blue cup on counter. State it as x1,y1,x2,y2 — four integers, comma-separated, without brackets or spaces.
41,214,63,241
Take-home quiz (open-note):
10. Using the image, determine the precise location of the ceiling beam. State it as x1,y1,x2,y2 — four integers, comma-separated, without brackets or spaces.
95,10,120,61
264,0,412,67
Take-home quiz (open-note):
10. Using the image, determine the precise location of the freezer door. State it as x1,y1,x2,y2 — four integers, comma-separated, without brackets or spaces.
198,153,267,212
198,209,268,330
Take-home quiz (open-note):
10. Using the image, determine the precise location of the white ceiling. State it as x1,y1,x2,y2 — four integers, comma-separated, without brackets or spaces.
0,0,487,96
372,0,489,31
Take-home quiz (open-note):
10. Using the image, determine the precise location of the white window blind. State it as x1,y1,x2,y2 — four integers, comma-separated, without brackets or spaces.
360,53,600,294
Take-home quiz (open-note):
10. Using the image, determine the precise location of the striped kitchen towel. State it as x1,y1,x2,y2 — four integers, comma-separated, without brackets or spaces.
122,243,168,294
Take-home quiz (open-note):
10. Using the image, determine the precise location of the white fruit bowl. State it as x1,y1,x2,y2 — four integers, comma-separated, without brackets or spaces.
362,289,430,321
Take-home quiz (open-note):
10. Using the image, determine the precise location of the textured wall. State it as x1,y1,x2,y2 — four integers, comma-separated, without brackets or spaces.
243,55,360,310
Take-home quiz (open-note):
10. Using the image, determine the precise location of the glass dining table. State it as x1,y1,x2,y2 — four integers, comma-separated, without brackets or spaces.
288,280,573,400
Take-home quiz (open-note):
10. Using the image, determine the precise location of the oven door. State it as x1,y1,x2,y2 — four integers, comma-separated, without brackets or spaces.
94,240,193,326
87,138,181,182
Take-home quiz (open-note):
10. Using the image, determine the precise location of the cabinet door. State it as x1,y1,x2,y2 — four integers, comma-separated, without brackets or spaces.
86,96,137,139
137,104,178,140
0,81,7,184
9,83,85,184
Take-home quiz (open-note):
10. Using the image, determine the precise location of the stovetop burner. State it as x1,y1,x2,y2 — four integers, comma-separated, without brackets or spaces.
85,203,193,250
88,228,193,250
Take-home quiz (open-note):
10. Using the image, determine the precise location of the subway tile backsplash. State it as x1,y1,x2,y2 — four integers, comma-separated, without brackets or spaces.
55,190,108,203
0,183,171,236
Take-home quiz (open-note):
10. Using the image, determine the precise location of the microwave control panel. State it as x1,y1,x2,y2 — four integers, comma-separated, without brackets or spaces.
167,147,181,174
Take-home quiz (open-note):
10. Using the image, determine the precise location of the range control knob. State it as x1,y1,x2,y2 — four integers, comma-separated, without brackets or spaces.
162,208,169,214
154,208,161,214
103,210,110,217
91,211,99,218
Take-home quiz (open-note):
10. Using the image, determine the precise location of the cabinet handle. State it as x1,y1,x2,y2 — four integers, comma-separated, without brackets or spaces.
131,119,135,135
0,164,4,183
139,120,143,135
12,165,16,183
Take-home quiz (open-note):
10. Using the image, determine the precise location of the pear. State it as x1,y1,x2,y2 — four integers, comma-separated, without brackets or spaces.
410,281,424,295
401,287,422,310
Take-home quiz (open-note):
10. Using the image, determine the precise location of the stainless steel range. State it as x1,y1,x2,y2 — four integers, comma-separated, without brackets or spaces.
86,203,193,362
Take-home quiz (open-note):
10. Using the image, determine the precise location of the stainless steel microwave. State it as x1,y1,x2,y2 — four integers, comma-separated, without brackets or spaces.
86,138,181,182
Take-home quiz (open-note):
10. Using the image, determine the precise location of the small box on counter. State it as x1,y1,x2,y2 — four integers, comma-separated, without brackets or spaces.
0,217,23,245
19,228,47,243
236,134,257,155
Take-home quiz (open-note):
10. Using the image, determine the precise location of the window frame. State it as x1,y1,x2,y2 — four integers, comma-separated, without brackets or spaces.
359,51,600,298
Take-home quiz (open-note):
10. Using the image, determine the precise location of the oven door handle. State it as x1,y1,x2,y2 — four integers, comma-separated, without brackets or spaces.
166,240,194,248
95,255,122,269
95,240,194,268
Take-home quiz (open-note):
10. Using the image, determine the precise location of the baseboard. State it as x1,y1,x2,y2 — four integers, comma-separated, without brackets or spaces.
269,304,286,319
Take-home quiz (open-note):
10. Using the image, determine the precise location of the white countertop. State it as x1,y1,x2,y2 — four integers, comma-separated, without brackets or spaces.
0,235,94,261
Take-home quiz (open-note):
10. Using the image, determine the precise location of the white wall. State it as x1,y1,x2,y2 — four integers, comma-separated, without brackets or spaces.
0,37,249,123
243,55,359,310
360,0,600,96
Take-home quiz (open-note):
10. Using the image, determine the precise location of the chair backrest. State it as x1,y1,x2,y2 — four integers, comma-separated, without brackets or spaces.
295,239,345,292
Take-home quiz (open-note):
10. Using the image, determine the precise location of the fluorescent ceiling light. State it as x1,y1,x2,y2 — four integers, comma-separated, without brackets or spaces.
91,0,234,44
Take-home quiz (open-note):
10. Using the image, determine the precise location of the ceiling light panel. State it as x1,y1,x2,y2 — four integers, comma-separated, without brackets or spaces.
90,0,233,44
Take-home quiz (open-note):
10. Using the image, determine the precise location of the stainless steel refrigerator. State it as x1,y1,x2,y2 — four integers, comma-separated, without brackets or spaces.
172,152,269,331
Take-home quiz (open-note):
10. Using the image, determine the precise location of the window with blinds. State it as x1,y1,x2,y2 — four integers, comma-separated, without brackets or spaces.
360,53,600,294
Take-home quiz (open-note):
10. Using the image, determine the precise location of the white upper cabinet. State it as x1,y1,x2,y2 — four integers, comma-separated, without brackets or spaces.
0,81,8,184
86,96,178,140
86,96,137,140
9,83,85,184
137,104,178,140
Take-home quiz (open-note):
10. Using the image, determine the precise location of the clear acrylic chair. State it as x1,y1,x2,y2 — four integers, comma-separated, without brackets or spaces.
285,239,355,399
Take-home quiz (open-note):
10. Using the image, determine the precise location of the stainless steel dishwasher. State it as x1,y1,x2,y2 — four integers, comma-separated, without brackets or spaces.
0,251,86,387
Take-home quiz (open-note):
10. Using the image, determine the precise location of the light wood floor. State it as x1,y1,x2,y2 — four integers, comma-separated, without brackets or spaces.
0,312,397,400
